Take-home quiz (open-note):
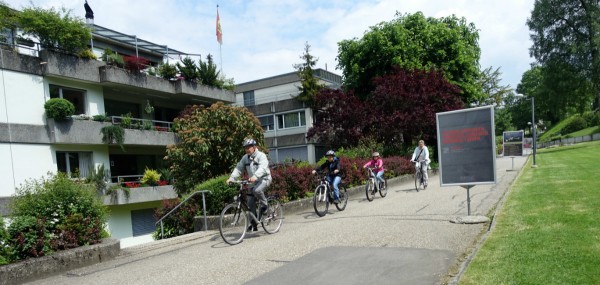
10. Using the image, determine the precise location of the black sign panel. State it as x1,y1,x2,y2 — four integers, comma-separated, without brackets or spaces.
436,106,496,186
503,130,524,156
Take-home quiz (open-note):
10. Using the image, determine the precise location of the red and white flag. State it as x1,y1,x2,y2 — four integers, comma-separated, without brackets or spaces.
216,9,223,45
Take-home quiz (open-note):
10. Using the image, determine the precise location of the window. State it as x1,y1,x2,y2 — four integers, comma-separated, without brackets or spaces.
49,85,86,115
243,91,255,106
277,111,306,129
56,151,92,178
258,115,274,131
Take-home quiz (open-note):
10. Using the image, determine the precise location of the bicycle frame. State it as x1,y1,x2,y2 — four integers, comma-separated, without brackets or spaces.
230,181,263,224
366,167,380,191
315,175,333,203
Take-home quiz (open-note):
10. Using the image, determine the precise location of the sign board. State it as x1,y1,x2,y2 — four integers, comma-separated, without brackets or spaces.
503,130,524,157
436,106,496,186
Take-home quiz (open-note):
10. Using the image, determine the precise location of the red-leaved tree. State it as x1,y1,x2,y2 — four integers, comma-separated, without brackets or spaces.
306,88,367,149
367,68,464,144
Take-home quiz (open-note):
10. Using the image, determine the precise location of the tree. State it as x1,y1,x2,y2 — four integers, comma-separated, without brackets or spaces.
177,56,199,82
0,2,18,43
165,102,264,194
368,68,464,145
527,0,600,111
475,66,513,106
293,41,323,107
17,5,91,54
198,54,220,88
336,12,481,104
306,88,367,149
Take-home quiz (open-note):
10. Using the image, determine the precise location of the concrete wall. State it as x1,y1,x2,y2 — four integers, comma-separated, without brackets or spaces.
0,69,45,125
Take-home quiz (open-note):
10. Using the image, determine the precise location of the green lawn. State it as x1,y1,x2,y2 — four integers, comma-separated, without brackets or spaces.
459,141,600,285
568,125,600,137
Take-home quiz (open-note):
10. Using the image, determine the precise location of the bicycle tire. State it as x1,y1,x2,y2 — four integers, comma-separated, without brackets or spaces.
379,178,388,197
313,185,329,217
365,179,375,202
414,171,420,192
219,203,247,245
335,184,348,211
262,198,283,234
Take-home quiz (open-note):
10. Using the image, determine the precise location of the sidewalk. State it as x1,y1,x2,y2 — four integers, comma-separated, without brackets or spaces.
26,155,528,285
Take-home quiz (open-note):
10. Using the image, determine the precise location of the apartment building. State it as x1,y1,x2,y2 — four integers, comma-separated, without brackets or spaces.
0,24,234,246
234,69,342,164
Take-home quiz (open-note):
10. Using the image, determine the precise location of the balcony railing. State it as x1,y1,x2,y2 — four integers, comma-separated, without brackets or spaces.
109,116,173,132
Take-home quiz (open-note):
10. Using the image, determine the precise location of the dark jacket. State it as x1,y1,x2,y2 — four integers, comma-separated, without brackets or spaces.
316,157,342,177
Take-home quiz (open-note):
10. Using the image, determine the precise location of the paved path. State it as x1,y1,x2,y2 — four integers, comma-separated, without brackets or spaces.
27,156,528,285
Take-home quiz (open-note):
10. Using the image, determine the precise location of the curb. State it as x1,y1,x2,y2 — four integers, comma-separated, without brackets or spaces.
0,238,120,285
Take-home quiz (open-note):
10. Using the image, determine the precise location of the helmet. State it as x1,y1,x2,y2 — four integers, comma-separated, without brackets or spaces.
325,150,335,156
372,152,380,157
242,138,256,147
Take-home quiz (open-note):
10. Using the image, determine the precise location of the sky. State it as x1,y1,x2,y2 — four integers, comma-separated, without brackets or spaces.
8,0,536,90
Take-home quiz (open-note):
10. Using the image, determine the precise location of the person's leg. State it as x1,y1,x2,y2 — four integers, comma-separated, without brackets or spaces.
332,176,341,200
376,170,384,188
253,179,270,219
247,194,258,231
421,163,428,186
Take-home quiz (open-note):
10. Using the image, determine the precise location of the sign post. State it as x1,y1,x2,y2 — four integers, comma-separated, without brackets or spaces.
436,106,496,223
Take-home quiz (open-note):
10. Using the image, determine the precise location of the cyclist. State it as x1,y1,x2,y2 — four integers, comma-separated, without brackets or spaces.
226,138,271,231
411,140,430,189
311,150,342,204
363,151,385,191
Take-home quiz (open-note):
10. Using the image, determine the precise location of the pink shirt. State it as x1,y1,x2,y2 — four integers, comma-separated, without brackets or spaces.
363,158,384,173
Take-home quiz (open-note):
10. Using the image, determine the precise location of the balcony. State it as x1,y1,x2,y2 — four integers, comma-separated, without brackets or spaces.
47,117,177,146
39,50,106,83
102,185,177,205
99,65,175,94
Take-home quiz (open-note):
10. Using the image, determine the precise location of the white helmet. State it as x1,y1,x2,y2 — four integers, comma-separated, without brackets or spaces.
242,138,256,147
372,152,380,157
325,150,335,156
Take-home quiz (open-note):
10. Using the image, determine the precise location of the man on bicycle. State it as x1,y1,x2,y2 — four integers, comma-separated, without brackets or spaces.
411,140,430,188
311,150,342,204
363,151,385,191
226,138,271,231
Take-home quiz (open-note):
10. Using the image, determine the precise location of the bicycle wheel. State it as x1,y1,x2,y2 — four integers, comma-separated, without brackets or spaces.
313,185,329,217
365,179,375,202
379,178,388,197
335,184,348,211
414,171,420,192
262,198,283,234
219,203,247,245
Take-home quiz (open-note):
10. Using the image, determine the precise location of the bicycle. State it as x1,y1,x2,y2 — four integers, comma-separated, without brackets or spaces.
365,167,387,201
413,160,428,191
218,180,283,245
313,171,348,217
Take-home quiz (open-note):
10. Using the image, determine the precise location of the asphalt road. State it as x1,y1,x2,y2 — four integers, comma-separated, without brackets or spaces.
27,156,527,285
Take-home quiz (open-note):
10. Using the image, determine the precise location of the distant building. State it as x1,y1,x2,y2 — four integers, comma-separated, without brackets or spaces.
234,69,342,164
0,23,233,247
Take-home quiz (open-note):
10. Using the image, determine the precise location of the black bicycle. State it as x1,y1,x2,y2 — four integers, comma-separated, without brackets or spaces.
413,160,427,191
313,171,348,217
218,180,283,245
365,167,388,201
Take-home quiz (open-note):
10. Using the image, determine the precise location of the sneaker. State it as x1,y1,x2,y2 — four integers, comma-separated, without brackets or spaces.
258,205,268,221
247,221,258,232
424,184,428,189
333,199,340,204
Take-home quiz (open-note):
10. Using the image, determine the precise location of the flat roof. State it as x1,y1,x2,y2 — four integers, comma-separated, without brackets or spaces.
92,24,186,56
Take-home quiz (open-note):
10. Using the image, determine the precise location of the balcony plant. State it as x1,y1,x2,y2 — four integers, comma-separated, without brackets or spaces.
140,168,161,186
101,48,124,67
123,55,149,73
44,98,75,121
158,62,178,80
100,125,125,151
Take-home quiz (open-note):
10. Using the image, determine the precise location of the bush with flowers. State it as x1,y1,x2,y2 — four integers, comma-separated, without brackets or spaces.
3,173,108,263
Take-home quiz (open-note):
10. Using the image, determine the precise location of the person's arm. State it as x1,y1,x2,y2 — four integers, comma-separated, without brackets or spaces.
376,159,383,169
411,148,417,161
363,161,371,168
227,157,245,183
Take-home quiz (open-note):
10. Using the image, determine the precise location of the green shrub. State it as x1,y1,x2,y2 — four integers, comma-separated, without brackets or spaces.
9,173,108,255
194,175,237,215
141,168,161,186
158,168,173,184
7,216,55,260
44,98,75,121
92,114,109,122
0,217,12,265
101,48,124,67
77,48,97,59
100,125,125,151
56,213,103,249
158,63,178,80
85,164,107,194
582,111,600,126
562,116,588,134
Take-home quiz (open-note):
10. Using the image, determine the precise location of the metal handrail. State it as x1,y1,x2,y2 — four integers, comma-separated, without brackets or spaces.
154,190,211,239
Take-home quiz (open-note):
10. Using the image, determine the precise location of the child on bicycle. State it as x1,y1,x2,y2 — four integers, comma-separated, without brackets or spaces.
311,150,342,204
226,138,271,231
363,152,385,190
411,140,430,188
